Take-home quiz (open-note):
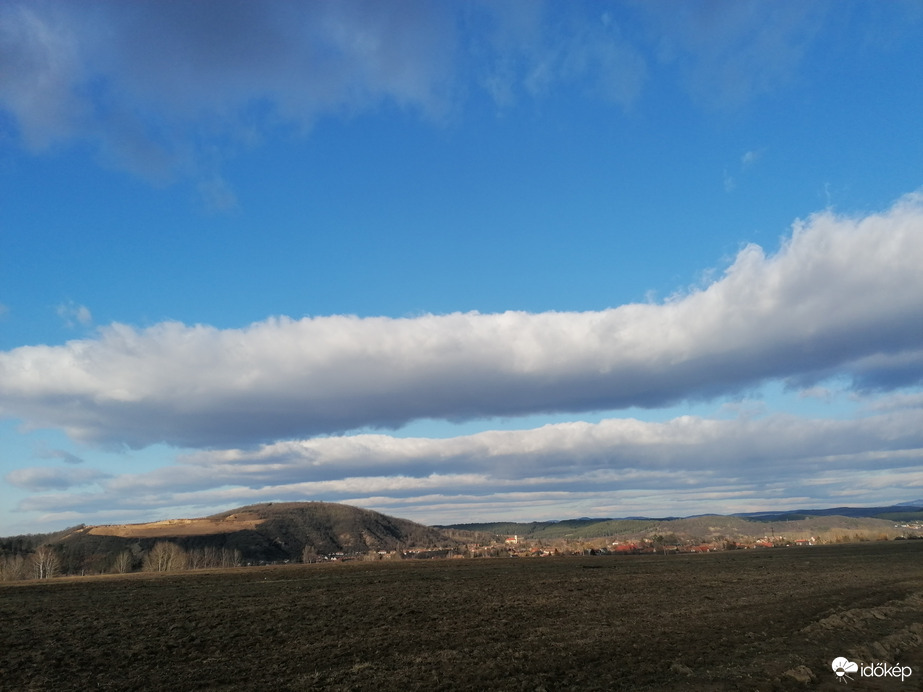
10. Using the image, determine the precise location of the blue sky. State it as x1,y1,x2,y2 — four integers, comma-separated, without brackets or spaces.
1,1,922,534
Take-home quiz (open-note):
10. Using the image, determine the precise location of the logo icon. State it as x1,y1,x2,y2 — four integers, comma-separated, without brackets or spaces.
832,657,859,683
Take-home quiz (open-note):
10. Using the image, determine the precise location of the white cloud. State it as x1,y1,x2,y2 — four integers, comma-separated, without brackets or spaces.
0,1,650,201
726,149,764,192
741,149,763,167
14,406,923,524
55,301,92,328
7,2,902,195
5,466,109,492
0,0,459,186
861,391,923,413
798,386,833,402
0,0,649,193
1,192,921,449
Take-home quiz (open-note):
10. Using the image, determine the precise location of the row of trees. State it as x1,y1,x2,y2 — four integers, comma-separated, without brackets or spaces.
0,545,61,581
141,542,242,572
0,541,243,580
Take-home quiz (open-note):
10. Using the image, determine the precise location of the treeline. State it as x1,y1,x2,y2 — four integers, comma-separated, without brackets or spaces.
0,530,74,581
0,545,60,581
0,540,242,581
134,541,243,573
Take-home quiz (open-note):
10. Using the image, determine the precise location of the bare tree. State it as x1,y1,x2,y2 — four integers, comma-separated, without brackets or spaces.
32,545,59,579
203,546,220,568
0,554,26,581
219,548,241,568
143,541,187,572
186,548,208,570
112,550,134,574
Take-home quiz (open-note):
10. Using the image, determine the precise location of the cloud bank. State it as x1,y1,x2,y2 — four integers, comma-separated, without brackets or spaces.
12,407,923,524
2,193,921,449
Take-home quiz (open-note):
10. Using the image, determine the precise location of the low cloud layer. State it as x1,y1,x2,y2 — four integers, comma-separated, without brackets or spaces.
12,406,923,525
6,466,110,493
2,193,921,449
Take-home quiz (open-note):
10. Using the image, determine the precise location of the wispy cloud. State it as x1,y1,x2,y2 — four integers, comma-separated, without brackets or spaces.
0,1,651,201
468,4,647,110
725,148,765,192
5,466,109,492
637,1,829,108
741,149,764,167
1,192,921,448
5,1,908,200
55,301,92,328
36,445,84,465
723,168,736,193
0,0,460,191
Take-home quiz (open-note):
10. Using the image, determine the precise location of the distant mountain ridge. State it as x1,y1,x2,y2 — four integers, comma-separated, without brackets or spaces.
437,503,923,540
731,503,923,521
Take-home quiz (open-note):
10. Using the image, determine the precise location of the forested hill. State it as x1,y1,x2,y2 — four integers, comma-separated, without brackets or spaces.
206,501,455,557
4,502,458,572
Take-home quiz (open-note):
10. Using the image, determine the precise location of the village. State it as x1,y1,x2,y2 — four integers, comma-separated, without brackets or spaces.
303,529,923,565
455,532,820,558
290,517,923,566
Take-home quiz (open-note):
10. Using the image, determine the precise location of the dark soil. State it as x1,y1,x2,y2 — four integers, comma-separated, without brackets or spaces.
2,542,922,691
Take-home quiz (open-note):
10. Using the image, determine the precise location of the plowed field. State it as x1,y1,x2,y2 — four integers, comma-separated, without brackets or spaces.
2,541,922,691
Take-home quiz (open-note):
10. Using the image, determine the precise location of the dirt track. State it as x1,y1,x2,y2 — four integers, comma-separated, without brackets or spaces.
1,541,922,691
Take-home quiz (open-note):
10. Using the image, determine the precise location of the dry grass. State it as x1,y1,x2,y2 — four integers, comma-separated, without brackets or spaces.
87,512,265,538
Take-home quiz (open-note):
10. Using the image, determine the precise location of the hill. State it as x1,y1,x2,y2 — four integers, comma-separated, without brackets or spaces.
733,503,923,521
438,512,909,544
207,501,455,556
439,518,657,540
4,501,920,579
46,502,458,572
